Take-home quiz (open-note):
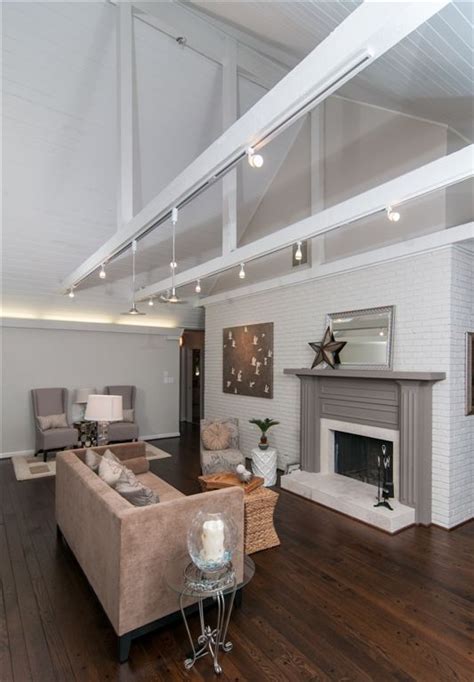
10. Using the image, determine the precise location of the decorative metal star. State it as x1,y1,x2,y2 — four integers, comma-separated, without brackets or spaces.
309,326,347,369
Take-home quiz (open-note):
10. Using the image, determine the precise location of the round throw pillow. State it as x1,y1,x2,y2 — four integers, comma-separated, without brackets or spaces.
202,423,231,451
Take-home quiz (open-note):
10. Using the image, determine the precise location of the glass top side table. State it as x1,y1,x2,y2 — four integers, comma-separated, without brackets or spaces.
166,552,255,674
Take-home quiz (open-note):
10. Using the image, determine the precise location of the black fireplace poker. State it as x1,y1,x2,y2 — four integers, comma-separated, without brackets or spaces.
374,444,394,511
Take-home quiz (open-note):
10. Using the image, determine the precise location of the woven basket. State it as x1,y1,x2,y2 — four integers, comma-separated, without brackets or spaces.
244,487,280,554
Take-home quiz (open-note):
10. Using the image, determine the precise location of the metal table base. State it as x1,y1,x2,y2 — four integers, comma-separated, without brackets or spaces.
179,583,237,675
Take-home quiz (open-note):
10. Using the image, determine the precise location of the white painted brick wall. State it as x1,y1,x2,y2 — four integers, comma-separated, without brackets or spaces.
204,246,473,528
447,246,474,527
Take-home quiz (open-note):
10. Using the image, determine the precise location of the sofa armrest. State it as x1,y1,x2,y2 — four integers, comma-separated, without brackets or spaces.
117,487,245,635
56,452,130,630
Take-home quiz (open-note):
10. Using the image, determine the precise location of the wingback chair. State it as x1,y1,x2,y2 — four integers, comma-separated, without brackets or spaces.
32,388,78,462
104,385,139,442
200,417,245,474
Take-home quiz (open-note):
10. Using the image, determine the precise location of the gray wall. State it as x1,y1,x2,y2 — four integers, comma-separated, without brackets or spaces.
1,324,180,454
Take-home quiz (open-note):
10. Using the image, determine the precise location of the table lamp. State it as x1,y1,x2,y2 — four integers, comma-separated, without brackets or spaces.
84,394,123,446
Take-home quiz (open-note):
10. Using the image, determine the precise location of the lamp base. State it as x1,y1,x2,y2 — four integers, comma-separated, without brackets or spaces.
97,421,109,447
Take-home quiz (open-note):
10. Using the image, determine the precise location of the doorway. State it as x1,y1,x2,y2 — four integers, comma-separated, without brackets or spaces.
179,330,205,424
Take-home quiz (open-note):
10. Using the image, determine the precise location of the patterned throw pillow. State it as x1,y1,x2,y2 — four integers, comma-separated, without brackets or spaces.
85,449,101,472
115,479,158,506
122,409,135,423
201,423,231,451
37,413,68,430
98,456,123,487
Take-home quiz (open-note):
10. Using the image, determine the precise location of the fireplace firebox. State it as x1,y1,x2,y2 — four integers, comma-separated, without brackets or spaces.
335,431,394,497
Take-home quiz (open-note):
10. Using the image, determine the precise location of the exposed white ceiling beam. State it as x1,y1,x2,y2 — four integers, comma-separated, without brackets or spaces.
136,145,473,300
222,37,238,255
117,1,134,228
197,222,474,307
61,0,449,293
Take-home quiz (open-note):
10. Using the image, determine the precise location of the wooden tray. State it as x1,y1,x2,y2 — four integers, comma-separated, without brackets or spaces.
198,472,264,494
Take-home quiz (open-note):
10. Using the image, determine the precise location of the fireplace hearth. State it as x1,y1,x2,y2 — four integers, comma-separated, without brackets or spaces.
335,431,394,497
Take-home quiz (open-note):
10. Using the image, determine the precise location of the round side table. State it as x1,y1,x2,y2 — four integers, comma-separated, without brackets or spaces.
251,447,277,486
166,553,255,675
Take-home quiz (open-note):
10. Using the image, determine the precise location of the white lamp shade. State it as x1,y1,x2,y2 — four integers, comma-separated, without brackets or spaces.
74,387,96,404
84,395,123,422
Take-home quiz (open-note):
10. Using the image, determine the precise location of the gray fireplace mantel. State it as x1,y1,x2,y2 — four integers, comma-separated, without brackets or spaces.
284,368,446,381
284,368,446,525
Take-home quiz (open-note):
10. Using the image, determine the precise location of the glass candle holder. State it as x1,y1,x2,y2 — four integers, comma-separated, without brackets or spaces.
187,511,237,573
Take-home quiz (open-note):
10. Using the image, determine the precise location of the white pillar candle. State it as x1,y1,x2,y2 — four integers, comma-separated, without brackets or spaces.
201,519,225,563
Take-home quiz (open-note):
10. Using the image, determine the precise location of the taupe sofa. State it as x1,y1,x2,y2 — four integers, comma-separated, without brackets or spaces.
55,442,244,662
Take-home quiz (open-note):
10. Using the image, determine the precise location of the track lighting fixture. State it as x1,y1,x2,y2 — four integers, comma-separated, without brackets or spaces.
247,147,263,169
148,297,154,307
68,288,75,299
195,279,201,294
295,241,303,261
239,263,246,280
386,206,400,222
99,263,106,279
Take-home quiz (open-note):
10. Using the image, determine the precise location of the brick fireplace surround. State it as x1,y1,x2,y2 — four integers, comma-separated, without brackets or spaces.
281,369,446,528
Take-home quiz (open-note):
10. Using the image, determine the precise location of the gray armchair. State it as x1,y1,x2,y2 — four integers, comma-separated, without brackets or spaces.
31,388,78,462
200,417,245,474
104,385,139,442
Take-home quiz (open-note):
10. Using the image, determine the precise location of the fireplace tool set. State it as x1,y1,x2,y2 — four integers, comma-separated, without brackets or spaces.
374,444,394,511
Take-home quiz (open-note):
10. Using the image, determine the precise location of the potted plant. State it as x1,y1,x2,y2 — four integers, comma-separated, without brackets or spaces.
249,418,279,450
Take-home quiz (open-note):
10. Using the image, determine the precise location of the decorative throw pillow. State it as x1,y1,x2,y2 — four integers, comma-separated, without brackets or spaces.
115,479,158,506
85,449,101,472
201,422,231,451
37,413,68,430
122,409,135,423
103,449,122,464
98,456,123,487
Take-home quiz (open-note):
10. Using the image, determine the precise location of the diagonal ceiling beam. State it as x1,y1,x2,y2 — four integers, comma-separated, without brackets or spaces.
61,0,449,293
136,145,474,300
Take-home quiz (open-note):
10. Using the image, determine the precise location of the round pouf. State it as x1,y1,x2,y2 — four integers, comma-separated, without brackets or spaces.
251,447,277,487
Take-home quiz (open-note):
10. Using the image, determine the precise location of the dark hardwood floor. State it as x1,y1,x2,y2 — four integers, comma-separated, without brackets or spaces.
1,424,473,681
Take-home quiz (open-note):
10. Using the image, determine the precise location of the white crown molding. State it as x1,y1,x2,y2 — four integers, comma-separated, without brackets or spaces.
198,222,474,307
0,318,184,337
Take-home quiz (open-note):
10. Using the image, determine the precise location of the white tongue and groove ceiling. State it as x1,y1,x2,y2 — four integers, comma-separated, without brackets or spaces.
2,1,473,327
190,0,474,140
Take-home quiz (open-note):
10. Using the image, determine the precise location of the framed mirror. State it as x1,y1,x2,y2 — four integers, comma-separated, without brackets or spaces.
327,306,394,369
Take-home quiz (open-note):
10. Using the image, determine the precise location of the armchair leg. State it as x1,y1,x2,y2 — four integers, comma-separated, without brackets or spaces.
35,450,42,458
43,451,48,463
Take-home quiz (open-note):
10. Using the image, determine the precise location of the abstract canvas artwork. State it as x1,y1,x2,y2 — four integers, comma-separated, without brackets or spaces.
223,323,274,398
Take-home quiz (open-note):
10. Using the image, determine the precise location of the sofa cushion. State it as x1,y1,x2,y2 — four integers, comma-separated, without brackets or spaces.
37,413,68,430
122,409,135,423
201,422,231,451
98,456,123,487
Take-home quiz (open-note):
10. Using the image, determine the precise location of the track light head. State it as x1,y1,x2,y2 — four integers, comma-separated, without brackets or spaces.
295,241,303,261
247,147,263,169
195,279,201,294
148,297,154,307
239,263,246,280
68,288,75,298
99,263,106,279
387,206,400,222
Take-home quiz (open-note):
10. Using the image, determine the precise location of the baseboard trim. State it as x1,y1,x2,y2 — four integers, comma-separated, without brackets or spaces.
0,432,181,459
0,449,35,460
141,432,180,440
432,517,474,532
